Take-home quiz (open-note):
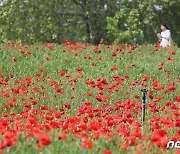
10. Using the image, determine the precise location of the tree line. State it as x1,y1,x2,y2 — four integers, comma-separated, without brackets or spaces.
0,0,179,45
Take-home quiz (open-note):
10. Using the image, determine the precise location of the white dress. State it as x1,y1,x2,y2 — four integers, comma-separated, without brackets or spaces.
160,29,171,47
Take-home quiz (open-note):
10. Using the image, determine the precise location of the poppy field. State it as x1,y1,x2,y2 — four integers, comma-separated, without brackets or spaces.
0,41,179,154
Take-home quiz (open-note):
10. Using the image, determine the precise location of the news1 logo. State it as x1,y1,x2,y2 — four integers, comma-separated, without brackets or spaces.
166,141,180,149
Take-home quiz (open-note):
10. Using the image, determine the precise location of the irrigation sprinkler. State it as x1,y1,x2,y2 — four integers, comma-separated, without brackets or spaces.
141,89,148,123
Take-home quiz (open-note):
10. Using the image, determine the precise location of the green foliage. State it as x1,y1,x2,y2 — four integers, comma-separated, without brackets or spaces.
0,0,179,45
107,8,143,44
0,0,60,43
107,0,180,46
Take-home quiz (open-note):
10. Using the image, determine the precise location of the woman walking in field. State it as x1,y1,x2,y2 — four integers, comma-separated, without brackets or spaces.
157,24,173,47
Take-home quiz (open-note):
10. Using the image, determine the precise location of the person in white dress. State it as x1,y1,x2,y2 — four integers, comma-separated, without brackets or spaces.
157,24,173,47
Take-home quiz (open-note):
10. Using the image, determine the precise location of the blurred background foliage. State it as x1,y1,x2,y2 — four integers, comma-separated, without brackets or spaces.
0,0,179,45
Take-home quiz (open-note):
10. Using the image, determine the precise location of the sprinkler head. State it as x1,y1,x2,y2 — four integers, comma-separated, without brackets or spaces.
141,89,148,93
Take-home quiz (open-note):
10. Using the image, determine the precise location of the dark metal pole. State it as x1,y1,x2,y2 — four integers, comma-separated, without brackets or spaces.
141,89,148,122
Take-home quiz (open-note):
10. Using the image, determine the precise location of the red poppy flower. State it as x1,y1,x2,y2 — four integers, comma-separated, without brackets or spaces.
151,129,168,142
24,102,31,108
58,133,67,140
175,96,180,102
86,92,93,96
131,63,136,67
86,55,92,60
120,51,125,54
91,63,96,66
45,56,50,60
58,71,65,76
158,65,164,70
112,52,117,56
103,149,112,154
70,96,74,99
96,95,103,102
0,138,14,149
36,133,51,146
142,74,148,81
81,140,93,149
111,66,118,71
134,152,142,154
134,95,140,99
65,73,71,77
167,85,176,91
64,103,71,109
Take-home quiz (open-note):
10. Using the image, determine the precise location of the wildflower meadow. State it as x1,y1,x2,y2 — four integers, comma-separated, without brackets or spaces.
0,41,179,154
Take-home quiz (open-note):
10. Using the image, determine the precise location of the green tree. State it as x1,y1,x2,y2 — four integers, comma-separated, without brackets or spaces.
0,0,64,43
0,0,179,45
106,0,180,46
107,8,143,44
64,0,119,44
0,0,119,44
